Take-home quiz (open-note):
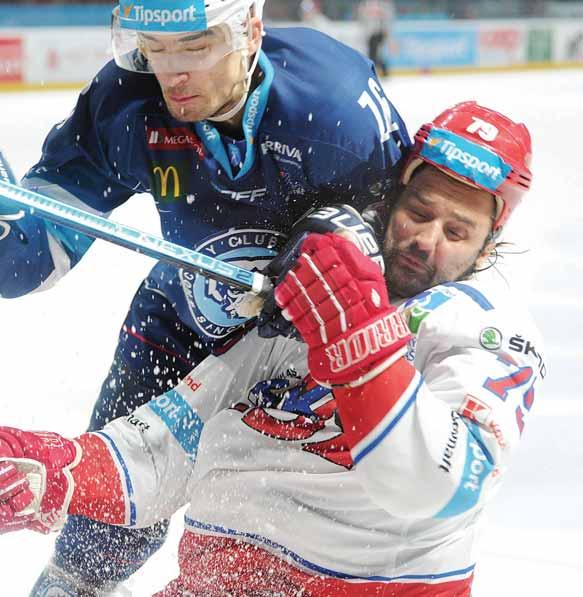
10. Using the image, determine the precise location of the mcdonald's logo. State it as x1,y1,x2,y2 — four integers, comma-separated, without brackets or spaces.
153,165,180,199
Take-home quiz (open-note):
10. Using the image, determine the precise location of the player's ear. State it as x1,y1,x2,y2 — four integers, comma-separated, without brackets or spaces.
475,239,496,271
248,16,263,55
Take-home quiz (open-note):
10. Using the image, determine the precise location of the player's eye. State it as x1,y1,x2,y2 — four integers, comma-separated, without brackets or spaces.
185,46,210,54
446,227,465,241
408,208,428,222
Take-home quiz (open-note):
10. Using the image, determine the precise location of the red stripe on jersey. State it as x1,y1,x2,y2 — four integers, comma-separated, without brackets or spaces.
155,531,473,596
68,433,125,525
335,358,417,448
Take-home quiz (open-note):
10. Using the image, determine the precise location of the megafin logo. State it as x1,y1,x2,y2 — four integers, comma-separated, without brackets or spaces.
147,127,205,157
430,137,502,182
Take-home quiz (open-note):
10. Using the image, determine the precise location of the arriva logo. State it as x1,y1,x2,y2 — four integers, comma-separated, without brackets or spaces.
433,138,502,182
261,141,303,163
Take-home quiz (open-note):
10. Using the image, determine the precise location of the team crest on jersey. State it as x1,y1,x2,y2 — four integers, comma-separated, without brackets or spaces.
232,375,353,469
179,228,287,341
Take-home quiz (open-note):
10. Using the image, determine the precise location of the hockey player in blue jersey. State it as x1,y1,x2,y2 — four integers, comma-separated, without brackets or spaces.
0,0,410,594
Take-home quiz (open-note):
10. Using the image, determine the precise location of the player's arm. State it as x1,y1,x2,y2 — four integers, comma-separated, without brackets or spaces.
0,73,141,298
333,345,542,519
0,331,279,533
0,429,124,534
275,232,544,519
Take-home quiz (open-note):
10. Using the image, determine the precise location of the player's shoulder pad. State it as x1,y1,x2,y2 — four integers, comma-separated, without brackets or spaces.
401,279,546,379
262,28,405,158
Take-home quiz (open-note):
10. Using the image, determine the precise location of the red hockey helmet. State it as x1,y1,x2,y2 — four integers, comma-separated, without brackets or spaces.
401,101,532,233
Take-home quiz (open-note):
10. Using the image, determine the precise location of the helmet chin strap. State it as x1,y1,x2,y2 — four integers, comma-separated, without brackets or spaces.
207,41,262,123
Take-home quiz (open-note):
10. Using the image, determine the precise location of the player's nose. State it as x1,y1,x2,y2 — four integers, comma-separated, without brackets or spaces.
158,71,190,88
413,221,441,255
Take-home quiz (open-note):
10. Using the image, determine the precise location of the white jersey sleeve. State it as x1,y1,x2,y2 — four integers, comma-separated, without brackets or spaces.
93,332,306,527
338,280,545,519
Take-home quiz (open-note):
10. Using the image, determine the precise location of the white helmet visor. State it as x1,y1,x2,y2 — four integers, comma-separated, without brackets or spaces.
112,3,250,73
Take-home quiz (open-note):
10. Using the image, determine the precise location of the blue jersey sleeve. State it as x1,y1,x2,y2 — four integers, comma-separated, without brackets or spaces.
1,63,145,298
262,28,411,212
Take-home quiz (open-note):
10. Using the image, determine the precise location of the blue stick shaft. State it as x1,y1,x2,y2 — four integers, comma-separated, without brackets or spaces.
0,179,272,296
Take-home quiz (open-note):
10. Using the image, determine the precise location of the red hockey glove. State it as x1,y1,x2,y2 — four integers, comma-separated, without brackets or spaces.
275,233,411,387
257,204,384,339
0,427,81,534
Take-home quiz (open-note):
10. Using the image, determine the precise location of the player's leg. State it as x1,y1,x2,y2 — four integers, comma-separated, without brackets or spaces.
30,278,208,596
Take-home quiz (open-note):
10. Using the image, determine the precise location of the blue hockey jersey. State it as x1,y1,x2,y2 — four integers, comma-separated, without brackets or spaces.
0,27,410,350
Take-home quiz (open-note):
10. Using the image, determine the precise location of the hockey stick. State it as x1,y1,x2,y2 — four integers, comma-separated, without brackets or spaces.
0,174,273,297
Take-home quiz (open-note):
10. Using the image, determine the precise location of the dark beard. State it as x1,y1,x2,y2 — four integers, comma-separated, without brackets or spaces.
383,246,436,300
384,245,479,300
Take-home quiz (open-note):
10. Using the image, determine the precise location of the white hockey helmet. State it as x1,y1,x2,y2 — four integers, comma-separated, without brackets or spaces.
112,0,265,73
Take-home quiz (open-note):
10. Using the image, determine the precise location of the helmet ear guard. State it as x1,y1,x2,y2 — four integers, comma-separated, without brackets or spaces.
400,101,532,234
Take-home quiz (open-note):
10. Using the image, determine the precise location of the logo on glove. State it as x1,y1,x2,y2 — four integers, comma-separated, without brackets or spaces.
325,311,410,373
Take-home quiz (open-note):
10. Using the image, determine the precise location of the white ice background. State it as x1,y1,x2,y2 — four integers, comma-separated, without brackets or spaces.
0,68,582,595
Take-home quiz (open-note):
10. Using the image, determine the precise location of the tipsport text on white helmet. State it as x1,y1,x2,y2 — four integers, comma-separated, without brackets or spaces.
112,0,265,74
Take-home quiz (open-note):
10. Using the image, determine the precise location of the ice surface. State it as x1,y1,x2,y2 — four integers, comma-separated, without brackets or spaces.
0,69,582,595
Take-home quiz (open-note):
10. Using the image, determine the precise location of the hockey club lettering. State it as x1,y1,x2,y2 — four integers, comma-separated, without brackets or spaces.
147,127,205,156
179,228,286,342
439,411,461,473
326,311,410,373
235,375,353,469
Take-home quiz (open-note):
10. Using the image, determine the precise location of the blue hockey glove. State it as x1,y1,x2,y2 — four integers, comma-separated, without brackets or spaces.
257,204,384,339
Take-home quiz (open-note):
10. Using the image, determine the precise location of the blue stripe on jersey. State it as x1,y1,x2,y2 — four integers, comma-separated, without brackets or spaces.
435,424,494,519
352,374,423,465
444,282,494,311
94,430,137,526
185,516,475,582
147,389,204,461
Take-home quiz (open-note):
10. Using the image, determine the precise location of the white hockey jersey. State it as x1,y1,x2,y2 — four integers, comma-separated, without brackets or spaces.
95,278,545,595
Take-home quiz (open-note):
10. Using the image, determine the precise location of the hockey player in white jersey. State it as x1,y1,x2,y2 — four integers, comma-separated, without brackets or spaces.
0,101,544,596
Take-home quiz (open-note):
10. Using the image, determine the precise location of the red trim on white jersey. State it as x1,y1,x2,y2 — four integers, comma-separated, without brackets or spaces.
155,531,473,596
335,357,417,447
